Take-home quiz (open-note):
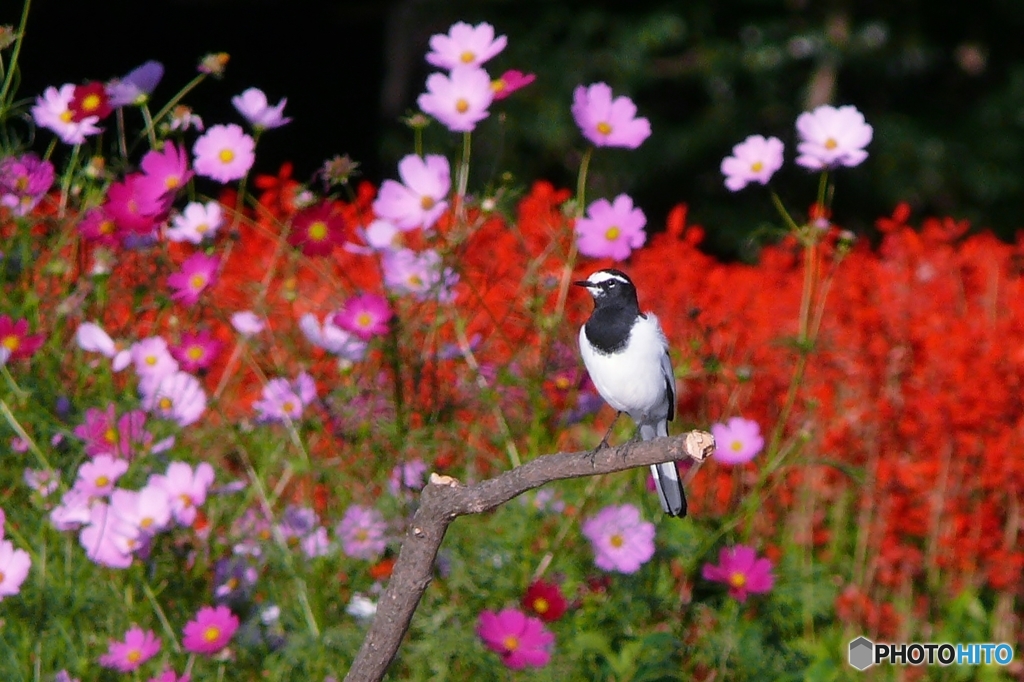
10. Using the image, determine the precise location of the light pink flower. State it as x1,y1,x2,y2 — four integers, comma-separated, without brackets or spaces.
0,538,30,599
140,370,207,427
31,84,102,144
298,312,367,360
372,154,450,230
148,669,190,682
192,123,255,183
182,605,239,655
795,104,873,170
333,293,392,340
98,626,161,672
572,83,651,149
167,252,219,306
337,505,387,560
575,194,647,261
388,459,427,495
79,501,137,568
24,468,59,497
76,322,131,371
476,608,554,669
418,66,494,133
131,336,180,391
110,486,172,536
702,544,775,602
426,21,507,70
230,310,264,336
150,461,215,526
50,488,93,531
581,504,655,574
74,454,129,498
253,372,317,423
382,248,458,301
721,134,785,191
492,70,536,100
231,87,291,130
710,417,764,464
166,201,223,243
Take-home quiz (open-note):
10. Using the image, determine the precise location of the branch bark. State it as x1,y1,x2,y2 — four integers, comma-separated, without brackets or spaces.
343,430,716,682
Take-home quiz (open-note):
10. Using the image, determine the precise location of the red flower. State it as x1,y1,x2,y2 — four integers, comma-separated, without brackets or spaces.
521,579,567,622
0,316,44,362
288,201,345,256
69,82,112,121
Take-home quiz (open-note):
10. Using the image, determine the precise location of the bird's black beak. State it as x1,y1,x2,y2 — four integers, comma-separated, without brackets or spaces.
572,280,590,288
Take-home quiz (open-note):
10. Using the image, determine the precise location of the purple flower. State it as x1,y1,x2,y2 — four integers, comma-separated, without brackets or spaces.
572,83,651,149
253,372,317,422
710,417,764,464
192,123,255,183
426,21,507,70
76,322,131,371
575,194,647,261
795,104,873,170
418,66,494,133
388,459,427,495
581,504,655,573
98,626,161,672
0,153,54,216
231,87,291,130
213,556,258,602
149,461,215,526
721,135,785,191
337,505,387,560
702,544,775,602
24,468,59,497
382,247,458,301
74,403,151,459
140,370,207,427
333,293,392,340
476,608,554,670
106,60,164,107
372,153,451,230
167,252,219,306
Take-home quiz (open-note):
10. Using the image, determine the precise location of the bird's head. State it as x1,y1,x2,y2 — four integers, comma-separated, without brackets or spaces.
573,268,638,305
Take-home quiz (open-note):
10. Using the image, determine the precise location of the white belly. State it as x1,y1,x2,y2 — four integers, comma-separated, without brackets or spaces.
579,316,668,419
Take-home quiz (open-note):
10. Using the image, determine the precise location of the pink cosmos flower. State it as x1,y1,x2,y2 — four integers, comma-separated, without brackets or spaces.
148,669,190,682
252,372,317,422
721,135,785,191
150,461,215,526
170,330,222,373
77,322,132,371
336,505,387,560
575,194,647,261
167,201,223,243
110,486,172,536
106,60,164,108
50,488,93,531
79,501,137,568
140,370,207,427
418,66,494,133
710,417,764,464
138,142,192,205
0,538,30,599
230,311,264,336
31,84,102,144
231,87,291,129
131,336,180,392
0,315,44,363
426,21,507,70
77,207,120,246
24,468,60,497
476,608,554,670
333,293,392,340
388,459,427,495
182,605,239,655
98,626,161,672
74,454,129,498
167,252,219,306
795,104,873,170
382,248,458,301
581,504,656,574
74,404,150,459
0,152,55,216
572,83,651,149
104,174,165,237
492,70,536,100
298,312,367,361
372,154,450,230
192,123,255,183
702,544,775,602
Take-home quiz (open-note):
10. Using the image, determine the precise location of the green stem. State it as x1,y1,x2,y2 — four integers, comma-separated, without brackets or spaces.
142,580,182,653
455,130,472,222
552,146,594,321
57,143,80,219
0,399,51,470
139,102,157,150
575,146,593,216
0,0,31,107
140,72,207,143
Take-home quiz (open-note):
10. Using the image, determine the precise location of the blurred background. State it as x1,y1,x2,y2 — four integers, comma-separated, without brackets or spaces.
6,0,1024,255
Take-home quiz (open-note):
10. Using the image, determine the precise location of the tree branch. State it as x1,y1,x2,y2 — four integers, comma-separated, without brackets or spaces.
343,430,716,682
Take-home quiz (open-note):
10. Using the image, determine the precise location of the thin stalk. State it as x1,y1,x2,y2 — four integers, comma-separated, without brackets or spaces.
140,72,207,143
57,143,81,219
139,102,157,150
143,580,182,653
455,130,472,222
552,146,593,320
0,0,31,106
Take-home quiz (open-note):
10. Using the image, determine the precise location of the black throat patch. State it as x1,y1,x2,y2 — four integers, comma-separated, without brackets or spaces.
584,304,641,355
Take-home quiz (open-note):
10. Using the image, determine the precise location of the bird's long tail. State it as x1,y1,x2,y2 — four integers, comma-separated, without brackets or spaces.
641,422,687,518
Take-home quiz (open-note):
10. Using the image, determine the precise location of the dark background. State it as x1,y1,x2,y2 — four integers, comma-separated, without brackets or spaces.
6,0,1024,255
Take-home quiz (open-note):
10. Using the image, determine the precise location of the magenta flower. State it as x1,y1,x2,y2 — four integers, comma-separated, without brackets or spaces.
74,454,129,497
702,544,775,602
418,66,494,133
373,154,450,230
192,123,255,183
333,293,392,340
388,459,427,495
106,60,164,107
170,330,222,373
0,538,31,599
141,370,207,427
581,504,655,574
721,135,785,191
381,247,458,301
74,403,150,459
167,252,219,306
79,501,137,568
147,669,189,682
150,461,215,526
572,83,651,149
476,608,554,670
167,200,223,244
795,104,873,170
182,605,239,655
492,70,536,100
231,87,291,130
710,417,764,464
139,141,192,204
0,152,55,216
575,194,647,261
98,626,161,672
31,84,102,144
77,207,119,246
337,505,387,560
0,315,44,363
104,174,165,236
426,21,507,70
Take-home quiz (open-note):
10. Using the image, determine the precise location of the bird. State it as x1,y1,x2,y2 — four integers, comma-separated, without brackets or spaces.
573,268,687,517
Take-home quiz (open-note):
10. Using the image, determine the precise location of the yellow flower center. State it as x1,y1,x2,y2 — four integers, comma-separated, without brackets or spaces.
203,625,222,642
308,221,328,241
751,161,764,172
420,196,435,210
455,98,469,113
189,273,208,290
355,528,369,542
144,355,158,366
82,94,101,112
356,312,373,328
196,223,209,234
219,149,235,164
165,176,180,189
407,274,424,287
503,635,520,651
824,137,838,150
491,80,506,93
730,440,744,451
186,346,204,361
0,571,5,583
95,475,110,488
104,428,118,444
59,110,73,123
282,400,296,413
159,397,173,410
533,597,549,614
554,376,572,390
605,226,621,241
99,220,115,234
1,335,19,351
609,533,624,548
728,571,747,588
460,50,475,63
596,121,613,136
179,494,193,508
125,648,141,663
140,517,153,529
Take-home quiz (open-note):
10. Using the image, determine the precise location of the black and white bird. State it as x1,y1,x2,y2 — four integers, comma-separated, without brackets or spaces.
574,268,687,517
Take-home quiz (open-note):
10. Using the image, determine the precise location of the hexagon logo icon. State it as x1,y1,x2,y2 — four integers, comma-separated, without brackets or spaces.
849,636,874,670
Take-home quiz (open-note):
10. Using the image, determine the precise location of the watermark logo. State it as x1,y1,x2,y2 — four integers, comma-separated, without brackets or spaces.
848,637,1015,669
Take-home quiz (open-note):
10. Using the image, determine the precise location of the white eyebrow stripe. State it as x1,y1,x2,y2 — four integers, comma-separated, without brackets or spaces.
587,270,630,286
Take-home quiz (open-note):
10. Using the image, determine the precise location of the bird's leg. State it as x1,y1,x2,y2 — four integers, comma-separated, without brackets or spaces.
597,411,622,450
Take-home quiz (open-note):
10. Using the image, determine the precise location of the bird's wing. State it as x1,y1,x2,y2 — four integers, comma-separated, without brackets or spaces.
660,340,675,423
